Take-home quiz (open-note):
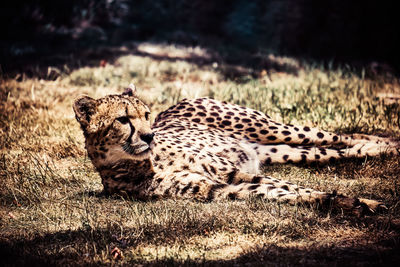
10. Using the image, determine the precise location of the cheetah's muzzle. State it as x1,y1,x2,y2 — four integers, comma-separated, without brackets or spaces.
122,132,154,155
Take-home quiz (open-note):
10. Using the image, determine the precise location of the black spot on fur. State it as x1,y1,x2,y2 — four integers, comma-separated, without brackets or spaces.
222,120,232,126
228,192,237,200
207,184,227,201
227,170,237,184
248,184,260,190
192,185,200,194
181,182,192,194
267,136,277,141
210,165,217,174
281,185,289,191
251,176,262,183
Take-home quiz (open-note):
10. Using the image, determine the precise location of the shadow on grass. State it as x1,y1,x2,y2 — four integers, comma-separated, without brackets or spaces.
0,226,399,266
224,237,400,266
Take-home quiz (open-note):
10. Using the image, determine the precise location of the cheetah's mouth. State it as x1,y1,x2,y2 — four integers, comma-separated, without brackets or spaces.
122,142,150,156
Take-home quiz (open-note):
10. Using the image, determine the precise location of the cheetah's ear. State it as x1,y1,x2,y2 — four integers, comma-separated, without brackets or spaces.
122,83,138,97
73,95,97,129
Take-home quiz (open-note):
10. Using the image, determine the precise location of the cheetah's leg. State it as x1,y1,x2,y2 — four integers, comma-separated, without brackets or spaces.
255,120,398,148
233,174,385,214
209,100,398,151
251,142,399,165
243,118,399,154
152,172,384,214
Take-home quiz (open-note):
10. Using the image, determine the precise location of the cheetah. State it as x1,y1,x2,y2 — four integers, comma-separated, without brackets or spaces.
73,85,399,214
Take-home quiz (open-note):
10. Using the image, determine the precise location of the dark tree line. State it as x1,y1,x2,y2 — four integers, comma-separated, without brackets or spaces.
1,0,399,71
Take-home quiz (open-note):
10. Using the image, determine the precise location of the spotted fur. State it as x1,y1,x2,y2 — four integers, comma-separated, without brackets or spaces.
73,87,399,214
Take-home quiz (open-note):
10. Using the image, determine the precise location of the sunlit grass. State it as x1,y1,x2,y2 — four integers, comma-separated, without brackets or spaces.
1,44,400,265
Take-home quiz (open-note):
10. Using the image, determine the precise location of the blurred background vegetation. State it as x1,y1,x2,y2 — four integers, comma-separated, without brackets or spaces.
1,0,399,77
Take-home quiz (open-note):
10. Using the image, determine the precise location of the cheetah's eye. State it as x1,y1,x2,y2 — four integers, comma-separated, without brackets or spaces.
116,116,130,124
145,112,150,121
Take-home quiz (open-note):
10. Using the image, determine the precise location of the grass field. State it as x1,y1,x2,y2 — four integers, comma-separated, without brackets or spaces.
1,43,400,266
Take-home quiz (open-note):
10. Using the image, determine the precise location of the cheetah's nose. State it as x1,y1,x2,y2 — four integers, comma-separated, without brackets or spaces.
140,133,155,145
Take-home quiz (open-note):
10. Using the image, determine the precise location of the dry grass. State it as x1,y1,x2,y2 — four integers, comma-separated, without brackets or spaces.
1,43,400,266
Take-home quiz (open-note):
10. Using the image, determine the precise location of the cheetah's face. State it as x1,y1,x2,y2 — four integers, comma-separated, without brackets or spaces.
73,89,154,161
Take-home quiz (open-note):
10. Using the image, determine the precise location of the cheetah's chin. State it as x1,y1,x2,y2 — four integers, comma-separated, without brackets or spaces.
135,145,150,154
122,142,150,156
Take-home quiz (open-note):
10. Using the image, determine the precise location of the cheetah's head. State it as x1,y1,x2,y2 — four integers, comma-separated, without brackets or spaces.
73,85,154,164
